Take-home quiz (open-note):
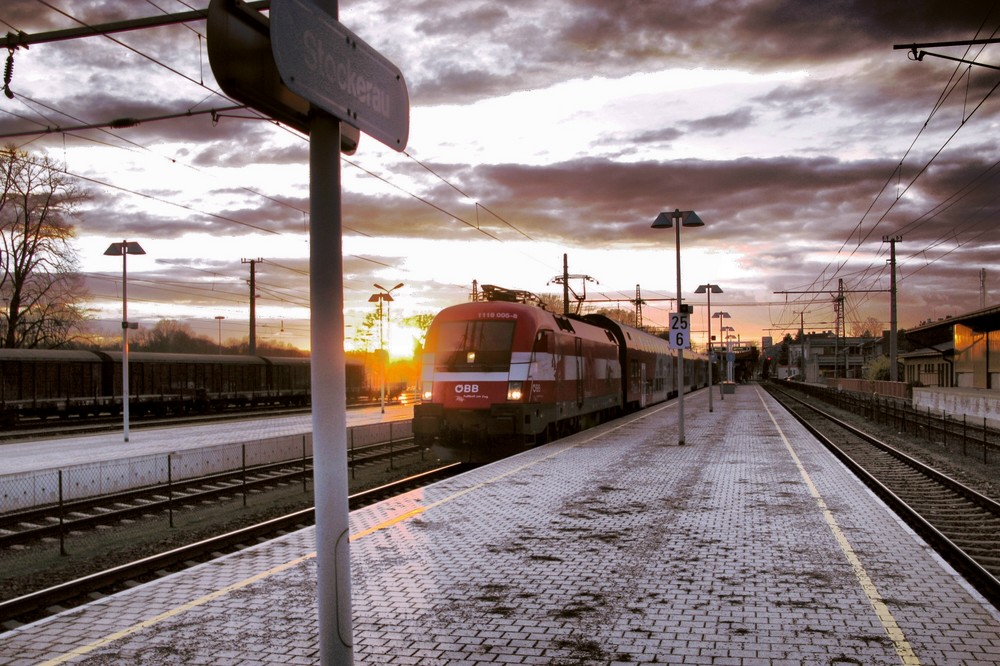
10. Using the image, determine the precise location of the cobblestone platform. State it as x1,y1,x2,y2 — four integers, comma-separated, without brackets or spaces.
3,385,999,665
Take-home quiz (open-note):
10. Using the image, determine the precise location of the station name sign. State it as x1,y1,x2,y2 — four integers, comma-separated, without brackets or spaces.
271,0,409,151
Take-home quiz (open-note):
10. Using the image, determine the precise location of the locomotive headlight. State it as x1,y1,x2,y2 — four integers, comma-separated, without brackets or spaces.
466,351,476,364
421,382,433,401
507,381,523,401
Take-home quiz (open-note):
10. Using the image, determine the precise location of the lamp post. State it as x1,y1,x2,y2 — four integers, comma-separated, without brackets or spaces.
723,325,737,383
369,282,403,413
694,284,723,413
104,240,145,443
215,316,225,354
713,311,731,400
651,209,704,446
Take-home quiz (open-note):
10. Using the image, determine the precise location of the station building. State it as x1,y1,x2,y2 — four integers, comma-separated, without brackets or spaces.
902,303,1000,426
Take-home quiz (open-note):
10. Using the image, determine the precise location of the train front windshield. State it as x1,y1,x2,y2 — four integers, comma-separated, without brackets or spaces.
435,320,516,372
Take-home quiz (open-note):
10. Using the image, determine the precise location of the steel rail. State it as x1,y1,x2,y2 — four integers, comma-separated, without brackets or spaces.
0,462,464,626
765,383,1000,608
0,439,420,548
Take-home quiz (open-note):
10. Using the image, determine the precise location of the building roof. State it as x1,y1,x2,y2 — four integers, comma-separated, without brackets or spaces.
899,340,954,360
904,303,1000,348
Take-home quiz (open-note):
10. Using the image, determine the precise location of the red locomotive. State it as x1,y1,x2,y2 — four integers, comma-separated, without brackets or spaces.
413,286,708,460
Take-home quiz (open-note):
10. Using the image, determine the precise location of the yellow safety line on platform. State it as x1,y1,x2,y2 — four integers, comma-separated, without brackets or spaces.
756,386,921,666
38,400,678,664
37,552,316,666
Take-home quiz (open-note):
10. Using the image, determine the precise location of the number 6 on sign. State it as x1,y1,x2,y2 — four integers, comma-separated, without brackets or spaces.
669,312,690,350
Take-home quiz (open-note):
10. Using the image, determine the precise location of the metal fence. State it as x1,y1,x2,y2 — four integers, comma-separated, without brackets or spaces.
780,381,1000,463
1,420,414,514
0,420,415,560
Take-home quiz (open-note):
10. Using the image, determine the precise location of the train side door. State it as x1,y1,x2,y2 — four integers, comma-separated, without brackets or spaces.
575,337,584,407
528,330,553,401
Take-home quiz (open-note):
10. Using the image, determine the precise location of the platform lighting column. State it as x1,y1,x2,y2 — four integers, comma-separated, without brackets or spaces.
695,284,722,413
651,209,704,446
723,325,737,382
370,282,403,413
713,312,731,399
104,240,145,443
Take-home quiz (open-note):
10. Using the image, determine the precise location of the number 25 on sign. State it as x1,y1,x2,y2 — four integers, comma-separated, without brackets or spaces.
669,312,690,350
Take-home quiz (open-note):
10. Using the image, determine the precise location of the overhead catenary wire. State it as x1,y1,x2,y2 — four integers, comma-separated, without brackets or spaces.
772,10,1000,333
2,3,575,311
1,3,548,306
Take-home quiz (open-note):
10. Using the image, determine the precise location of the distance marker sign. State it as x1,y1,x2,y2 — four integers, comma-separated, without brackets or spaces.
668,312,690,350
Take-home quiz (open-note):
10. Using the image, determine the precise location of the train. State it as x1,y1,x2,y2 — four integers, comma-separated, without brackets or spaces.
412,288,710,460
0,348,366,426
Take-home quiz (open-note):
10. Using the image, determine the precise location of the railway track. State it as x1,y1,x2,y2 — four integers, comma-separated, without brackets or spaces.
764,382,1000,607
0,406,314,442
0,462,467,629
0,439,422,549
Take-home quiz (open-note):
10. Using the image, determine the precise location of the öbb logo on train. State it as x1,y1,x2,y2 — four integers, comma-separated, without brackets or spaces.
454,384,480,394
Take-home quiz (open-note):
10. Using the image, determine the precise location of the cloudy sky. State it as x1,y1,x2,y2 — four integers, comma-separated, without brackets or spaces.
2,0,999,355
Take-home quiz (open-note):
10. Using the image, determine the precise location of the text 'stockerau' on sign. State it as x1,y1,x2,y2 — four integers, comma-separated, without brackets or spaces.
270,0,409,151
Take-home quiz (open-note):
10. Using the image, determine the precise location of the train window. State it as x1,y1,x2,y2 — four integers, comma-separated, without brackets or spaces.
435,320,516,371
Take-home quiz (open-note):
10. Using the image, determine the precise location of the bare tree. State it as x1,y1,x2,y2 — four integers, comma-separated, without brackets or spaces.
0,146,88,348
588,306,637,328
402,313,435,352
850,315,885,339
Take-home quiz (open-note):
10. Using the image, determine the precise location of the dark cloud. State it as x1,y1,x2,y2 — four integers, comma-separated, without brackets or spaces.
389,0,1000,104
682,107,757,135
4,0,1000,338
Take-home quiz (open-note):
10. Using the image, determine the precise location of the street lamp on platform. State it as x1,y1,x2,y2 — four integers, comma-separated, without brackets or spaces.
104,240,145,443
695,284,723,413
369,282,403,413
723,325,737,383
713,312,731,400
651,209,705,446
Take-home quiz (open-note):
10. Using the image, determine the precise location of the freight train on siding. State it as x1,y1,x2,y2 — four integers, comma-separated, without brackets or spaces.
413,286,709,461
0,349,366,426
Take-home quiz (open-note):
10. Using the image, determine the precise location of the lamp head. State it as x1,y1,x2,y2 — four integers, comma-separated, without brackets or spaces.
651,212,674,229
652,209,704,229
104,241,145,256
695,284,723,294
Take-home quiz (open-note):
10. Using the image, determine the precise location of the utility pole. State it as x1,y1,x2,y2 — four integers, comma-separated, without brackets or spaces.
549,254,596,315
634,284,644,329
563,254,570,315
835,280,844,378
776,279,887,381
242,258,263,355
795,309,809,381
883,236,901,382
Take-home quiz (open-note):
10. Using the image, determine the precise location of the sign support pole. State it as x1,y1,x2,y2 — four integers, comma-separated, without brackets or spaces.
311,109,353,664
209,0,407,659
